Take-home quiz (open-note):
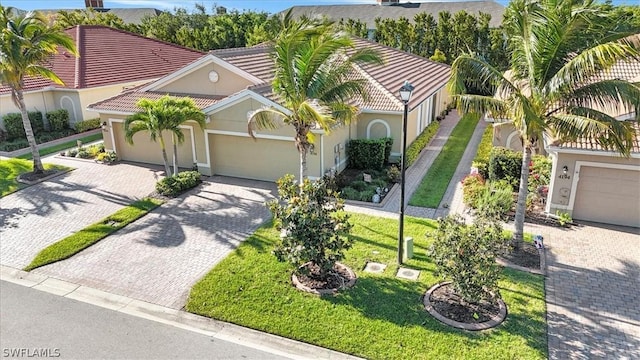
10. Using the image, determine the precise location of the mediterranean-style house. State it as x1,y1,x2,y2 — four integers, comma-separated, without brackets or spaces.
87,38,451,182
491,59,640,228
0,25,203,130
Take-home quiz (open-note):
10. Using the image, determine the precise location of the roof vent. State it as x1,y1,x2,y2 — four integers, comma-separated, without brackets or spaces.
85,0,104,8
377,0,400,5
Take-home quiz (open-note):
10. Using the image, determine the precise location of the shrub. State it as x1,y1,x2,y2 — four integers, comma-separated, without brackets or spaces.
386,165,400,183
462,173,485,208
76,150,91,159
2,112,44,140
0,139,29,152
155,170,202,196
472,125,494,179
347,139,386,170
382,137,393,163
476,180,513,219
339,187,359,200
528,155,552,192
429,214,507,304
75,118,101,133
46,109,70,131
488,147,522,189
350,180,368,192
66,149,78,157
96,151,117,164
87,144,103,158
357,189,376,202
406,121,439,167
269,174,353,279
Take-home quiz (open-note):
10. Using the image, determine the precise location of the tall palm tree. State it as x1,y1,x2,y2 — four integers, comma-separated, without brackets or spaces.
248,13,384,184
448,0,640,248
125,96,203,177
166,98,205,176
0,6,77,174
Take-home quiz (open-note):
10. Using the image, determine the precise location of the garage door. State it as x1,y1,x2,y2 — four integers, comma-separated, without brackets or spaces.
573,166,640,227
113,123,195,168
209,134,299,181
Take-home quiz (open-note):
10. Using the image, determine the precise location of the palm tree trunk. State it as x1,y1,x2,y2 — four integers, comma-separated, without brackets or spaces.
158,137,172,177
172,134,178,176
15,90,44,173
296,132,308,185
513,146,532,250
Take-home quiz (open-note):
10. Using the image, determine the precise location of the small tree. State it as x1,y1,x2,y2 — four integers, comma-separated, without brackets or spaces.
268,174,353,280
430,214,506,304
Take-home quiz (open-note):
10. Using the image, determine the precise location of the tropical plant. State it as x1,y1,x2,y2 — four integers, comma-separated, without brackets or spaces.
447,0,640,248
124,96,204,177
247,12,384,184
0,6,77,174
269,174,353,280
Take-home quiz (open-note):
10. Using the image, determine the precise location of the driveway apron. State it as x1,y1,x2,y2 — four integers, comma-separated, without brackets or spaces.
1,157,162,269
33,177,275,309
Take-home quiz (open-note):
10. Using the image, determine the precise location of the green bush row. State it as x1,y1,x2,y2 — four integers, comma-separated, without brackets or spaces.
75,118,101,133
0,129,76,152
472,125,494,179
2,109,70,141
406,121,440,167
155,171,202,196
346,138,390,170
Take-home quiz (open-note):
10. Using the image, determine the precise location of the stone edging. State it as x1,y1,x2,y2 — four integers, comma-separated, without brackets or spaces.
497,246,546,276
423,281,507,331
16,168,73,185
291,262,357,296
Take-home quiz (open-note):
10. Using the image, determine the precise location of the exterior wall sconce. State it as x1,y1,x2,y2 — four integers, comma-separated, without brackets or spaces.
101,121,108,130
562,165,568,175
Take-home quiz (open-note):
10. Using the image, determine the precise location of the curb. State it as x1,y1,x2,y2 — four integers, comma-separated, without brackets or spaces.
0,265,363,360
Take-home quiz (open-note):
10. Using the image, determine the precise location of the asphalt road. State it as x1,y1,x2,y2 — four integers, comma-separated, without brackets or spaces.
0,281,287,359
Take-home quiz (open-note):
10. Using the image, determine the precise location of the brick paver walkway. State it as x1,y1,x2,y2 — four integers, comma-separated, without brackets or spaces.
1,156,162,269
34,176,275,309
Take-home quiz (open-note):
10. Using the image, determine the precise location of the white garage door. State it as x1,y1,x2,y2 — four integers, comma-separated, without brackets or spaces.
573,166,640,228
209,134,299,181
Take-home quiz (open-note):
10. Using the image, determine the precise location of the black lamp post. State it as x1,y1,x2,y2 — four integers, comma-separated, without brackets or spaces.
398,80,414,265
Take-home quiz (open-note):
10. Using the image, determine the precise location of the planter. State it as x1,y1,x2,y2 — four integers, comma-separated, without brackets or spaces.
423,281,507,331
291,262,356,296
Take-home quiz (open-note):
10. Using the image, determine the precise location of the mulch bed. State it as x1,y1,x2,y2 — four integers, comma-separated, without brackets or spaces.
429,283,502,324
296,263,354,290
500,242,540,269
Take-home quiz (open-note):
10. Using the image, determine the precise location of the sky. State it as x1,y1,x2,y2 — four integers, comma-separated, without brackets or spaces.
1,0,636,14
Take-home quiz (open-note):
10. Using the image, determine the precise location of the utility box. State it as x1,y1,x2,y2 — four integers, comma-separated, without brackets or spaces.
403,237,414,260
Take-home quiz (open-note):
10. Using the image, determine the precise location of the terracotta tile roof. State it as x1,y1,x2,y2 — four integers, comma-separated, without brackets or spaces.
558,121,640,154
1,25,204,95
591,59,640,83
88,91,224,113
212,44,275,81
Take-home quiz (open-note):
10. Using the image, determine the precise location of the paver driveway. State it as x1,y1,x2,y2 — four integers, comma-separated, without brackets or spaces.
1,157,162,269
34,176,275,309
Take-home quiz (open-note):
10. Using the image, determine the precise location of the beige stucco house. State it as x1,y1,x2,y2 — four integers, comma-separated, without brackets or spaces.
0,25,203,130
88,38,451,182
488,60,640,228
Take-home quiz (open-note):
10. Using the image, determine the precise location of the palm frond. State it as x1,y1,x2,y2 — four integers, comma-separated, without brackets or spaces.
247,107,287,139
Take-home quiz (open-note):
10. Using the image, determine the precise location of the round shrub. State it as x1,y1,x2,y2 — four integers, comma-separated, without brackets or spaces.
488,147,522,190
339,187,359,200
76,150,91,159
155,171,202,196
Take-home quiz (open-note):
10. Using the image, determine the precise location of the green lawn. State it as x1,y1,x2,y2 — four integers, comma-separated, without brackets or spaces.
16,132,103,160
187,213,547,360
25,198,163,271
0,158,70,197
409,113,481,208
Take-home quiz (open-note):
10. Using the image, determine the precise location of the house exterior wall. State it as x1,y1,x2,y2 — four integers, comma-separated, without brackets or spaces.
155,64,254,96
321,124,351,176
75,81,151,122
356,112,403,155
0,91,55,130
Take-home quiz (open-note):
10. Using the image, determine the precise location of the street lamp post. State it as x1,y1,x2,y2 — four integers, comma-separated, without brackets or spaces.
398,80,414,265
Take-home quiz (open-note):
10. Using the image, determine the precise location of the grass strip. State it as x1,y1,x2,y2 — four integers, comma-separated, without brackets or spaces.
409,113,481,208
0,158,70,197
187,213,547,360
16,132,103,160
24,198,163,271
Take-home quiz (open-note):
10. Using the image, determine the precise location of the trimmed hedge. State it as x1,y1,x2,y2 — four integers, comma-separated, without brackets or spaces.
75,118,101,133
46,109,70,131
488,147,522,189
2,111,44,140
155,171,202,196
347,138,386,170
472,125,494,179
406,121,440,167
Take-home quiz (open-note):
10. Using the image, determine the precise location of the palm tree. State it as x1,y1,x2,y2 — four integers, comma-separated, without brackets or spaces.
447,0,640,248
0,6,77,174
166,98,205,176
248,13,384,184
125,96,203,177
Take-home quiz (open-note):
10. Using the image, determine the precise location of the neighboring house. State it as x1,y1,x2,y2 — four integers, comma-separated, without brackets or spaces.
286,0,505,39
0,25,204,130
88,38,451,182
490,59,640,228
15,0,162,25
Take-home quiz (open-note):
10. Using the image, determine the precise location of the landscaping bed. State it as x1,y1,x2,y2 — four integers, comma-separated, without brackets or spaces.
332,166,397,203
187,213,547,360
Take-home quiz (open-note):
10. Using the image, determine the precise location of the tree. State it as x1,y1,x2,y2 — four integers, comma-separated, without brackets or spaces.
124,96,203,177
54,8,138,33
447,0,640,248
248,13,384,184
0,6,77,174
